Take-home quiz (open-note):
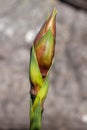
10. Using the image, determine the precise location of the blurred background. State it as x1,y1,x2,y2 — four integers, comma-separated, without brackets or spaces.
0,0,87,130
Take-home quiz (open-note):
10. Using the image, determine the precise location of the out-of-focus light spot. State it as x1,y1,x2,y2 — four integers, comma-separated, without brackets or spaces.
82,115,87,123
25,30,35,43
5,27,14,37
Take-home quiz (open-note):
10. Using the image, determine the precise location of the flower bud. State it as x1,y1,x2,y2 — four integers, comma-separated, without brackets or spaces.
34,8,57,77
29,8,57,97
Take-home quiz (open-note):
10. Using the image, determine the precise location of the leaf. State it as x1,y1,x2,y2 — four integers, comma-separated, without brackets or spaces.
29,46,43,88
33,75,49,111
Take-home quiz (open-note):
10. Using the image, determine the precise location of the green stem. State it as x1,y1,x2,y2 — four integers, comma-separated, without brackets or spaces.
29,97,42,130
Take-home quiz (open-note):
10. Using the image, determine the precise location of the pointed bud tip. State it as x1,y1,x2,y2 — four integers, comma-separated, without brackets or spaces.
45,8,57,37
52,8,57,18
47,8,57,20
47,8,57,21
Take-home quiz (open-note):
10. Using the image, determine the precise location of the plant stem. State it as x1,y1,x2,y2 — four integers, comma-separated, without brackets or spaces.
29,96,42,130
